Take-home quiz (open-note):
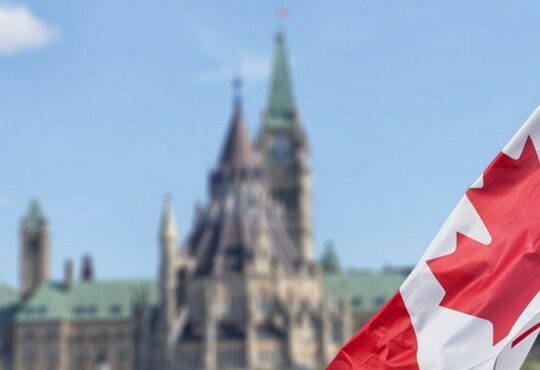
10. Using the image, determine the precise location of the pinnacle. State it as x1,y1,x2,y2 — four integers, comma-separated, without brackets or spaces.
160,196,178,239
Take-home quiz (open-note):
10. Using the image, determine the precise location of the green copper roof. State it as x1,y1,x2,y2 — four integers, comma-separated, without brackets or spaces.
323,270,407,315
24,199,45,231
0,283,18,325
14,272,405,322
0,284,17,305
16,280,158,323
265,32,296,129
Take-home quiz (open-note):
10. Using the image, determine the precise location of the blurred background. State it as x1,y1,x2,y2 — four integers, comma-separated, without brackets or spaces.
2,1,540,369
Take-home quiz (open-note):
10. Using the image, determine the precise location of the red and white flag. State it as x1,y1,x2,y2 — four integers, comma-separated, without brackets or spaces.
328,105,540,370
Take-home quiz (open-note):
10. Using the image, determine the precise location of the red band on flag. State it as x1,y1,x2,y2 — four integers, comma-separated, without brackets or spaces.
512,321,540,348
327,292,419,370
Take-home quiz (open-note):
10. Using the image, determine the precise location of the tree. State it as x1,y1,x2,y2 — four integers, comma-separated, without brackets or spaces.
320,240,340,273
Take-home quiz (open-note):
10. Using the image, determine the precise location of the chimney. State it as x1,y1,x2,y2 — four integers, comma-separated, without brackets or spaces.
64,259,74,290
81,254,94,282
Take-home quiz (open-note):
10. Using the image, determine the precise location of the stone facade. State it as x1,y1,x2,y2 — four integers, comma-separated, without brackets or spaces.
0,32,353,370
7,276,158,370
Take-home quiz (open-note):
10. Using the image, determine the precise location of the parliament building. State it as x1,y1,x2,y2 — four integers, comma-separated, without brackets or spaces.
0,33,406,370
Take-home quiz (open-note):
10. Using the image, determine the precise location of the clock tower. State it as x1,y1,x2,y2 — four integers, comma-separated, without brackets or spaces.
257,32,313,263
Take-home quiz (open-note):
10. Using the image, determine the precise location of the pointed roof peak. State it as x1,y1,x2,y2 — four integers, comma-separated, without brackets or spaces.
28,198,42,215
160,195,178,239
266,31,296,128
24,199,45,231
218,85,257,170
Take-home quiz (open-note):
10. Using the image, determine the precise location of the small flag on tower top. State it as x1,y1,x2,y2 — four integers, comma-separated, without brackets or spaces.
277,7,289,19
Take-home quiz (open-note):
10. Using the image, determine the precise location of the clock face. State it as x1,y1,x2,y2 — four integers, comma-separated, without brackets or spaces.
272,135,293,164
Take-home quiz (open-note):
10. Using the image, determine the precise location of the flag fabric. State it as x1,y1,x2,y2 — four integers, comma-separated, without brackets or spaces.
277,7,290,19
328,105,540,370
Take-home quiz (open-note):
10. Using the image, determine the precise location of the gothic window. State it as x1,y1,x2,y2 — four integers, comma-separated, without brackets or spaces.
115,346,128,361
23,328,35,341
273,188,299,211
95,327,108,341
228,294,243,317
115,327,129,340
76,347,88,361
288,188,299,210
95,347,108,364
74,327,85,340
258,295,269,314
177,269,188,305
224,244,242,271
23,346,37,363
45,347,58,363
45,327,57,340
273,189,287,205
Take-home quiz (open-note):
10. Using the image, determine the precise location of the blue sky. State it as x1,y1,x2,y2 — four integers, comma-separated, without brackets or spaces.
2,0,540,287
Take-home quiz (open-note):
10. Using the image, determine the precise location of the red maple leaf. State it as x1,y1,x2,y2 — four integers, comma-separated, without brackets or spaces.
427,136,540,345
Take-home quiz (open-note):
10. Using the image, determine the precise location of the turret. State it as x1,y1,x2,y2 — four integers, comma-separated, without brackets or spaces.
81,254,95,282
159,195,179,369
64,259,74,290
20,199,50,299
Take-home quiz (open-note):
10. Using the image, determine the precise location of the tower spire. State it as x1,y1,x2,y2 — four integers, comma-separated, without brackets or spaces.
217,79,257,171
257,31,314,264
266,32,296,128
211,79,263,196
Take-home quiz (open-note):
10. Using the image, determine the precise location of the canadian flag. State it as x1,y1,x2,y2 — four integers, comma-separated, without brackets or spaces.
328,105,540,370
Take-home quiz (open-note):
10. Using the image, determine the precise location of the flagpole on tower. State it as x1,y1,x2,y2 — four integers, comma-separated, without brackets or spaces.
229,38,243,109
232,75,242,108
275,0,290,33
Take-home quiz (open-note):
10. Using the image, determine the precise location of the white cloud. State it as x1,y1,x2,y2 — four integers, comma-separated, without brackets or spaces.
196,52,270,85
0,5,56,56
0,195,10,206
